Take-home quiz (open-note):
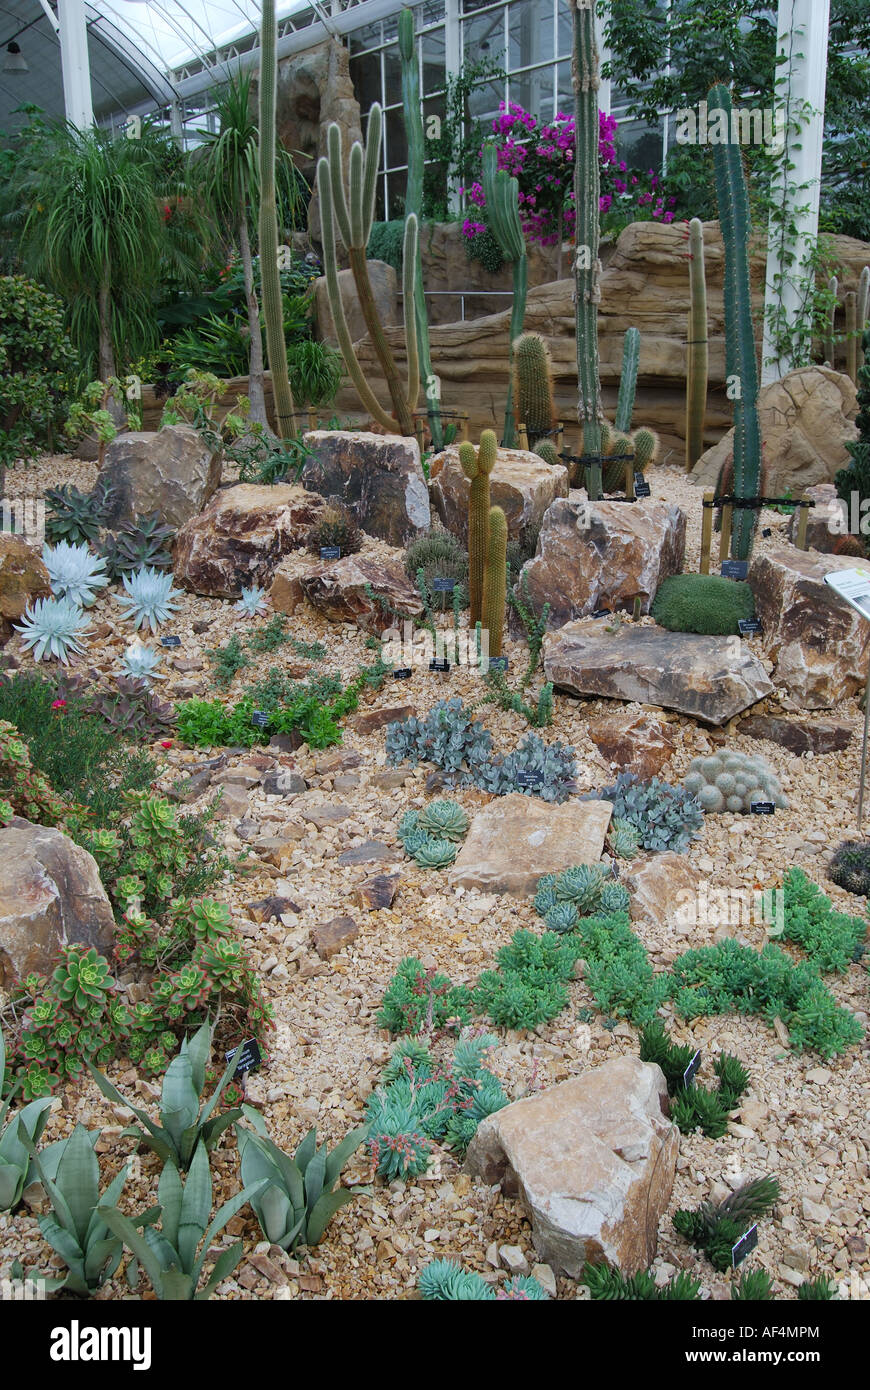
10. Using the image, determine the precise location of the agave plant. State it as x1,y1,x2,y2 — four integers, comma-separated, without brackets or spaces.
237,1123,367,1252
0,1019,54,1212
15,597,92,663
115,565,181,633
234,586,268,618
101,513,174,581
120,641,164,684
42,540,109,608
44,479,115,546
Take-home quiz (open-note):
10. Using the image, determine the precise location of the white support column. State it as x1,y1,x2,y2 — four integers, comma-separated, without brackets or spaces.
445,0,461,214
761,0,830,385
58,0,94,129
594,1,611,116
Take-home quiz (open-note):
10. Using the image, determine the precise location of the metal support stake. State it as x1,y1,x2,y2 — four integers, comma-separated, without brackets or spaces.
859,656,870,834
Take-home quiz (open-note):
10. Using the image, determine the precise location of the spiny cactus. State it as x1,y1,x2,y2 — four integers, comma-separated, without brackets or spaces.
858,266,870,373
317,105,419,434
459,430,498,626
533,439,560,467
601,429,633,493
482,140,527,447
683,751,787,814
482,505,508,658
615,326,640,433
685,217,708,471
258,0,297,439
632,427,660,472
513,331,555,447
573,0,604,498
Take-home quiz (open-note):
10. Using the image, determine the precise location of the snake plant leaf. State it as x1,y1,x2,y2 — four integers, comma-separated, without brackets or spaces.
184,1021,212,1096
98,1207,169,1296
83,1235,123,1287
38,1216,85,1276
0,1165,22,1211
54,1126,101,1247
160,1055,201,1150
84,1160,131,1250
305,1186,359,1247
196,1241,244,1301
154,1267,194,1302
258,1183,296,1245
303,1147,327,1210
189,1180,268,1291
294,1127,317,1172
157,1159,184,1253
323,1125,367,1188
178,1143,212,1272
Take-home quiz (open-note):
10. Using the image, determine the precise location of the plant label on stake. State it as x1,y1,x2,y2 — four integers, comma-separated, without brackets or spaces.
160,635,181,647
749,801,775,815
721,560,749,580
225,1038,262,1081
320,546,341,561
591,607,612,619
251,710,270,729
515,770,544,789
392,667,413,679
731,1223,758,1267
432,577,455,592
429,658,450,673
682,1050,702,1088
633,473,651,498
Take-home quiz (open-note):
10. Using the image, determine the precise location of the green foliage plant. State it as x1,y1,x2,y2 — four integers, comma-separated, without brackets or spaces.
596,771,704,853
673,1176,780,1272
639,1020,749,1140
44,477,115,546
582,1261,701,1301
377,958,472,1035
238,1122,367,1250
0,1017,53,1211
0,276,75,465
651,573,755,635
419,1258,547,1300
780,867,866,973
472,930,582,1030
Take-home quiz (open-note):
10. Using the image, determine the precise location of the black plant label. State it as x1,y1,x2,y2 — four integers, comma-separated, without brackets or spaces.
432,577,455,591
225,1038,262,1080
160,635,181,647
731,1223,759,1267
392,668,413,679
320,546,341,560
633,474,651,498
251,710,270,728
429,659,450,672
737,618,762,635
721,560,749,580
515,770,544,788
682,1049,702,1088
750,802,775,815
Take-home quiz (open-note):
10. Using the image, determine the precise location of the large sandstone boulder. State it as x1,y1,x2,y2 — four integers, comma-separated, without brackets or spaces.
589,711,676,780
0,534,50,644
748,546,870,708
301,430,429,547
0,819,116,986
691,367,858,496
271,552,423,635
429,443,568,548
173,483,324,597
465,1057,678,1277
518,498,686,629
95,426,221,529
448,794,612,897
544,623,774,725
313,262,398,344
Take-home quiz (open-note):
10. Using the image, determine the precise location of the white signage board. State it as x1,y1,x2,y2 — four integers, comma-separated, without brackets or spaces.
824,567,870,620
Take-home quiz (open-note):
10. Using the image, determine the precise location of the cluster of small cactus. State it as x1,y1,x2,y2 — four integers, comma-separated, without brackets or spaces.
598,420,661,493
533,864,631,932
683,752,787,814
418,1259,547,1301
398,799,469,868
827,840,870,897
305,499,363,557
404,530,468,604
458,430,507,655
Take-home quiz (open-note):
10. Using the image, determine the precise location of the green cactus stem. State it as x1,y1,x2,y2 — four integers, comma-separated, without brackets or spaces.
534,439,560,467
482,141,527,448
573,0,603,500
513,331,556,447
686,217,708,471
399,9,442,449
858,266,870,373
602,431,632,493
317,106,419,435
459,431,497,627
258,0,297,440
615,326,640,433
632,427,659,472
708,83,762,562
824,275,838,369
482,505,508,658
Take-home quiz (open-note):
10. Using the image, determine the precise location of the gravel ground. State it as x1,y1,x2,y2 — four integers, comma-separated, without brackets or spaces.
1,455,868,1302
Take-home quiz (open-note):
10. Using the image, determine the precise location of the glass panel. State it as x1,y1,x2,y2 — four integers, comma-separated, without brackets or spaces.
422,27,446,94
384,43,403,107
385,170,408,221
556,57,572,115
508,65,554,120
466,75,504,127
385,106,409,172
350,52,382,120
615,118,665,173
509,0,553,72
462,10,506,68
348,21,383,55
462,0,494,13
557,4,571,57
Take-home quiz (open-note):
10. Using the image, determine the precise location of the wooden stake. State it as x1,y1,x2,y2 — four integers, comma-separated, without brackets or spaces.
700,490,714,574
625,457,635,499
719,503,733,563
796,494,810,551
518,423,529,450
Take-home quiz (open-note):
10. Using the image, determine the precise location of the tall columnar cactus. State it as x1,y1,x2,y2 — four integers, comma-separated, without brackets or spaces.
482,141,527,447
859,266,870,373
258,0,297,439
573,0,603,499
317,106,419,435
846,292,858,384
709,83,762,562
398,9,442,449
824,275,838,369
615,327,640,433
482,506,508,658
459,430,498,626
513,332,555,447
685,217,709,471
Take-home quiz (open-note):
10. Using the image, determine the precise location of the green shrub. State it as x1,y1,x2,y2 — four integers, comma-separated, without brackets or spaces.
366,220,406,273
651,573,755,635
472,930,582,1030
782,867,866,973
0,276,75,465
674,1177,780,1272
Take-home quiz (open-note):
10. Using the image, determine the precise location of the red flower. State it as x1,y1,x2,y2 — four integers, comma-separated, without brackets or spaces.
50,699,66,711
160,740,173,749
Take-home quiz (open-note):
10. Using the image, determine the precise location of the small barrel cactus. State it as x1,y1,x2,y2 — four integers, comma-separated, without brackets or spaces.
827,841,870,897
683,751,787,814
418,799,469,842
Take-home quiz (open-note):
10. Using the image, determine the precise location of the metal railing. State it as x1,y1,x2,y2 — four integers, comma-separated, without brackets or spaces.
397,287,514,323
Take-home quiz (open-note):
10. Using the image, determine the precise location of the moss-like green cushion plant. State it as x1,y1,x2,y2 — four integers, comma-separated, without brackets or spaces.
651,573,755,636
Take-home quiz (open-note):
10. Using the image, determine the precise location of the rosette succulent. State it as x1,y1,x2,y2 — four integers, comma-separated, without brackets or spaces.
42,541,109,608
413,838,458,869
51,946,111,1014
15,597,92,663
418,800,469,841
115,566,181,632
120,641,164,684
234,586,268,618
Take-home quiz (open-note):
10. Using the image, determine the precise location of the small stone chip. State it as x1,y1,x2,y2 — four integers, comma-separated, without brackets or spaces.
312,915,359,960
354,873,400,911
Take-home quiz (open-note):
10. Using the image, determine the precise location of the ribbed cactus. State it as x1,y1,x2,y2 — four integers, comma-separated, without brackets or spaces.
573,0,604,499
317,105,419,435
482,505,507,658
534,439,560,467
859,266,870,373
459,430,498,626
632,427,659,471
615,327,640,433
709,83,762,562
685,217,708,471
482,141,527,447
513,331,555,447
846,292,858,384
824,275,838,368
399,9,442,449
602,431,632,493
258,0,297,439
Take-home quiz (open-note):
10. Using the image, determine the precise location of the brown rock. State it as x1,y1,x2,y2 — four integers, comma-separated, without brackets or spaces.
429,444,568,549
273,553,423,634
448,794,612,898
624,854,702,933
337,840,402,867
370,769,409,790
464,1057,677,1277
301,430,429,547
246,895,302,923
544,623,773,725
351,705,416,734
96,426,221,529
736,714,853,754
314,750,363,774
353,874,400,910
589,712,677,779
785,483,844,553
173,483,324,597
312,915,359,959
518,497,686,629
313,261,398,344
299,803,351,828
748,546,870,708
0,534,51,642
0,819,116,986
692,367,858,496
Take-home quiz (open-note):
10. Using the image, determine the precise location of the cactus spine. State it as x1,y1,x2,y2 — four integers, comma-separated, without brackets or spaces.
534,439,560,467
482,141,527,447
708,83,761,562
846,292,858,384
513,331,556,447
459,430,497,627
573,0,604,500
482,505,508,658
615,327,640,433
685,217,708,471
317,106,419,434
258,0,297,439
398,9,442,449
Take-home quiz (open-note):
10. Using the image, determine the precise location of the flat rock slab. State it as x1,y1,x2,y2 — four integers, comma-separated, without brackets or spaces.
736,714,853,754
544,623,773,726
448,793,612,898
464,1056,677,1277
429,444,568,548
351,705,416,734
337,840,403,866
589,712,676,780
353,874,400,910
272,553,423,636
302,430,430,547
624,853,702,934
298,803,352,828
